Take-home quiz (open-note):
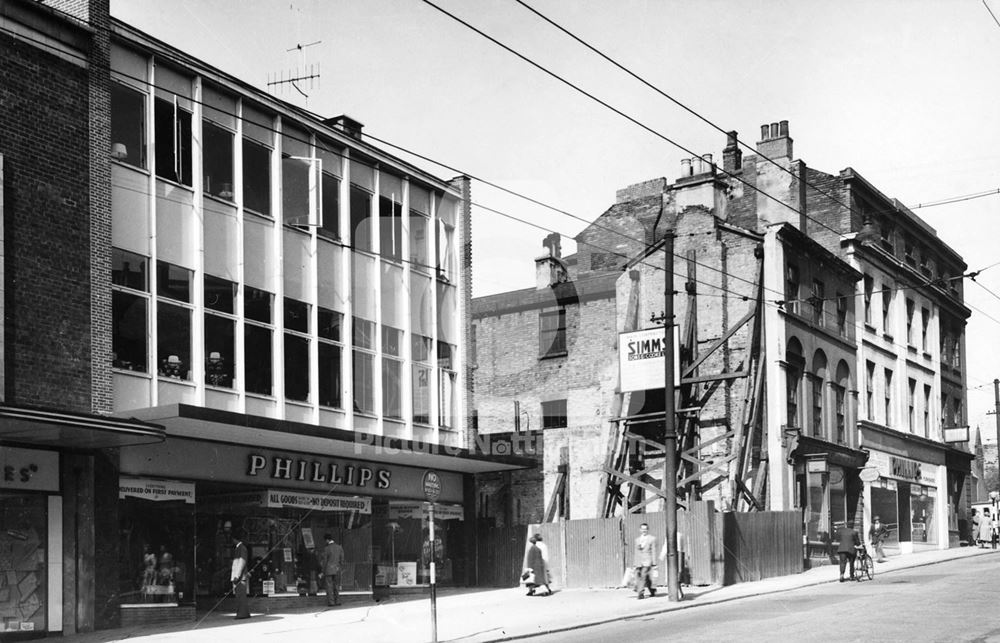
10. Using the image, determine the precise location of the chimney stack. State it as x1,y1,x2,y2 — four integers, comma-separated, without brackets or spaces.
325,114,364,140
723,131,742,172
756,119,792,160
536,233,568,289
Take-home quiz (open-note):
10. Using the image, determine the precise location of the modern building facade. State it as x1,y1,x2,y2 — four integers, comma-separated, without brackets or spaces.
2,0,519,636
473,121,972,564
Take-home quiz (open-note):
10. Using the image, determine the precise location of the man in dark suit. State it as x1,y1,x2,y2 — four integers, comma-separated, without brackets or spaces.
319,533,346,606
231,526,251,619
837,521,861,582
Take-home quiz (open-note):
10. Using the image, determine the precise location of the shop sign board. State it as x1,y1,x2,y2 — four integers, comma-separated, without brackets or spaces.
866,450,936,486
618,327,680,393
859,467,880,483
389,501,464,521
119,439,464,503
119,477,195,503
1,447,58,493
264,490,372,514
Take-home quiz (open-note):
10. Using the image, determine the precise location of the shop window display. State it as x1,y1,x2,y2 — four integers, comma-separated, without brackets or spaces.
118,496,195,605
372,501,464,587
196,489,372,600
0,494,46,635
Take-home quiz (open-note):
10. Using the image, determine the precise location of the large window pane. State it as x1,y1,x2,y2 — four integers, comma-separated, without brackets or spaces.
205,313,234,388
350,185,372,252
284,334,309,402
112,248,148,291
157,303,191,380
319,342,342,408
282,127,311,226
113,291,147,372
320,172,340,240
243,138,271,216
383,357,402,419
245,286,272,324
379,195,402,261
353,351,374,414
244,324,272,395
410,212,430,270
154,97,192,186
413,364,431,424
157,260,192,303
318,308,342,341
111,82,146,168
203,120,234,200
353,318,374,350
204,275,236,314
284,298,310,334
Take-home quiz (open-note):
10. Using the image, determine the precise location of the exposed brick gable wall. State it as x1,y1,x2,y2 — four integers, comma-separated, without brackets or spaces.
1,29,93,410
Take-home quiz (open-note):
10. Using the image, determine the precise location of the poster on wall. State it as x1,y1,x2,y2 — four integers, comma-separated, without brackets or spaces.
119,477,195,503
395,562,417,587
301,528,314,550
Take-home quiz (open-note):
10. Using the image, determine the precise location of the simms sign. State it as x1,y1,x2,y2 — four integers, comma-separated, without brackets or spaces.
618,327,679,393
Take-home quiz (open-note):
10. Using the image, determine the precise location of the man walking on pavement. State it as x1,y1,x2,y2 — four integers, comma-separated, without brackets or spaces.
231,526,251,619
868,515,889,562
319,533,345,606
633,523,657,599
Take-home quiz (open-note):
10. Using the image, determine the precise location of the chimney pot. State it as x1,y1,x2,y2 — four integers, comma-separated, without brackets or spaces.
760,124,770,140
681,158,692,177
779,120,789,137
770,122,780,139
702,153,713,169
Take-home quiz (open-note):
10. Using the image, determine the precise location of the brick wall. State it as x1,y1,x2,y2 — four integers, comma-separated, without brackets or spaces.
0,24,94,411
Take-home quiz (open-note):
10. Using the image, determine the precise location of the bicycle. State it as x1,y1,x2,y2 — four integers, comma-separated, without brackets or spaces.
852,545,874,581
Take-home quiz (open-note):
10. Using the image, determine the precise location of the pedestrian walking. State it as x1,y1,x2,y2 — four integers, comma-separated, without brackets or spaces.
319,533,345,606
979,508,993,548
836,521,860,582
633,523,658,599
991,511,999,550
522,535,551,596
971,508,981,547
868,515,889,562
230,527,251,619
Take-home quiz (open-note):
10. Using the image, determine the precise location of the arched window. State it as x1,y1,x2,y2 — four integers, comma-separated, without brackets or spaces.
785,338,804,428
834,361,852,445
811,351,828,438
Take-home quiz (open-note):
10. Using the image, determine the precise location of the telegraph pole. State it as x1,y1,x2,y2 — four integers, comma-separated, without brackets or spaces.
994,380,1000,478
662,231,680,602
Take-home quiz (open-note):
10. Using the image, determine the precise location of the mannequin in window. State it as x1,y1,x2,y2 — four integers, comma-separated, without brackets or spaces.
160,354,184,379
206,351,229,386
141,543,158,592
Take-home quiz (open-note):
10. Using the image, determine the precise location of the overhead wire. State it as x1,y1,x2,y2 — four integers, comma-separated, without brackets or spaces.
5,20,996,311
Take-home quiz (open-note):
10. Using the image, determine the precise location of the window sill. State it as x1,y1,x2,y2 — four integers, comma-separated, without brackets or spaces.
539,351,568,361
113,367,151,378
863,323,877,333
203,192,236,208
112,159,149,175
155,175,194,193
882,333,894,342
246,391,276,401
157,376,195,386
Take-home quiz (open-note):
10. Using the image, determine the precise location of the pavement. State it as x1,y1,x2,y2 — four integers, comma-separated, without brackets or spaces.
61,545,997,643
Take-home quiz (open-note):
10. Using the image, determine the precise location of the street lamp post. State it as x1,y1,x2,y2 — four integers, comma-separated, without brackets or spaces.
662,231,680,602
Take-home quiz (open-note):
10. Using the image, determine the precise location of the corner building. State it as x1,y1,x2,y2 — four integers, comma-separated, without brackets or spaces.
1,0,520,636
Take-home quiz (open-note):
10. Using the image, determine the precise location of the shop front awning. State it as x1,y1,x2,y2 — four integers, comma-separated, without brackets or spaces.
789,432,870,469
122,404,531,474
0,404,166,448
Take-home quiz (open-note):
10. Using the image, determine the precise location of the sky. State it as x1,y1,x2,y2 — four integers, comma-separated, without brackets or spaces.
109,0,1000,436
